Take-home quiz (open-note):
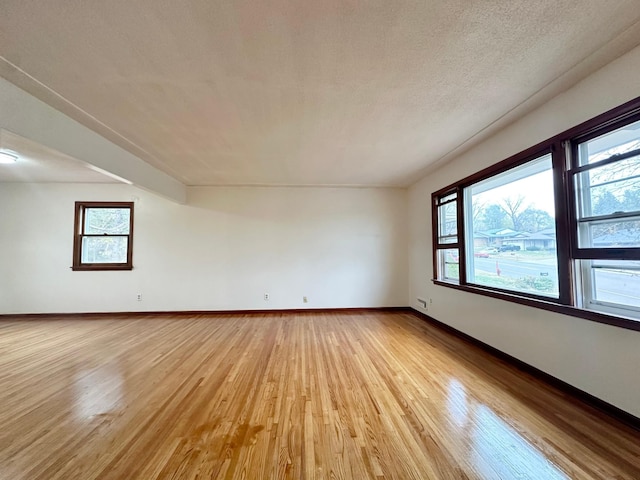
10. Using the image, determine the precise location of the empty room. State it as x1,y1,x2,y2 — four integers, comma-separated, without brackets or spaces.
1,1,640,479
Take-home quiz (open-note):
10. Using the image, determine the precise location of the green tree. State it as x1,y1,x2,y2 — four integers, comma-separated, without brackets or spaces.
501,196,527,231
623,187,640,212
518,208,554,233
593,191,623,216
85,208,130,234
481,204,509,230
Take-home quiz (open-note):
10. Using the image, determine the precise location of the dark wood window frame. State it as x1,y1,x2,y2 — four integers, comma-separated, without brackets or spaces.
432,96,640,332
433,189,462,282
72,201,134,271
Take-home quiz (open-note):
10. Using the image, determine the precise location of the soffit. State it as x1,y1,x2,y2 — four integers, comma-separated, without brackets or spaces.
0,129,120,183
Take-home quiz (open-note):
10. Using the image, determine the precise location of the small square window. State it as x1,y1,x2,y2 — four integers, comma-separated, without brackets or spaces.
72,202,134,271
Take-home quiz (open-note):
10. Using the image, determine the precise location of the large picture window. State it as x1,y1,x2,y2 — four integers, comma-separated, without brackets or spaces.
465,153,558,298
72,202,134,271
432,98,640,330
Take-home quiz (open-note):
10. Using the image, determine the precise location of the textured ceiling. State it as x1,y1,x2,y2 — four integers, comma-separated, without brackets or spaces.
1,1,640,187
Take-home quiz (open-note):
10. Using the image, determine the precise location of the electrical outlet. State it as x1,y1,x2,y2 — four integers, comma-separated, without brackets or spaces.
429,298,433,304
264,293,270,301
303,296,308,303
137,293,142,301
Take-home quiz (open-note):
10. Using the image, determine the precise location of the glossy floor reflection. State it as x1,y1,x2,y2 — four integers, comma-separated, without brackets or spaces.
0,311,638,479
74,361,124,420
446,379,569,479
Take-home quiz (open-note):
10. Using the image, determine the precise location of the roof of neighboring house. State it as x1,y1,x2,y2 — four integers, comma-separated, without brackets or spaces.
537,228,557,237
475,228,523,238
524,231,557,241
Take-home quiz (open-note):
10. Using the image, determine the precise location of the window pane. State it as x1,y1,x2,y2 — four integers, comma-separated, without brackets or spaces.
438,249,459,281
81,236,128,263
582,260,640,314
438,202,457,242
437,192,456,205
465,154,558,297
575,156,640,218
578,218,640,249
84,208,131,234
578,118,640,166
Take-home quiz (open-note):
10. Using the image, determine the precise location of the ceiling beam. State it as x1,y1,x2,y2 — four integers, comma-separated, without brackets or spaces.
0,76,186,203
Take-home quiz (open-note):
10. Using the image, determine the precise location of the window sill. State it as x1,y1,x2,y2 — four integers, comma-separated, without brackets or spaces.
71,265,133,271
432,279,640,332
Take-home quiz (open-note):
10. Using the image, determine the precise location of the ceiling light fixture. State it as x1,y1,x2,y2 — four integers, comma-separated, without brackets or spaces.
0,151,18,164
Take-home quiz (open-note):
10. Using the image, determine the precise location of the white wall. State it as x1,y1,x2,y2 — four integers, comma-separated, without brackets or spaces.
409,45,640,417
0,183,408,314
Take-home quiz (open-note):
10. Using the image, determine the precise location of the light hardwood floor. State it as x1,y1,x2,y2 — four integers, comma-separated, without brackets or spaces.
0,311,638,479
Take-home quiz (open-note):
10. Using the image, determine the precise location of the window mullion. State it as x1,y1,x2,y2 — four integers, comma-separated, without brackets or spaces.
553,141,574,305
456,186,467,285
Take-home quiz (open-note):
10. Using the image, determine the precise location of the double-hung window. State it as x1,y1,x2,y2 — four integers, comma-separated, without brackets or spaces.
434,189,460,282
570,119,640,318
72,202,134,271
432,97,640,329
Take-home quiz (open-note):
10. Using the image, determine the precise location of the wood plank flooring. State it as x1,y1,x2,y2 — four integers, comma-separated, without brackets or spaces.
0,311,638,479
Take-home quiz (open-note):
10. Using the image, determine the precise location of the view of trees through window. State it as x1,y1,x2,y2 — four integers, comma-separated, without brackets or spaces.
466,155,559,297
575,120,640,313
433,100,640,325
73,202,133,270
577,121,640,249
81,208,131,263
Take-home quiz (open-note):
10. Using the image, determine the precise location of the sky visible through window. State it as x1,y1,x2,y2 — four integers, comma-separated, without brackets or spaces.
473,170,556,217
467,156,558,297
